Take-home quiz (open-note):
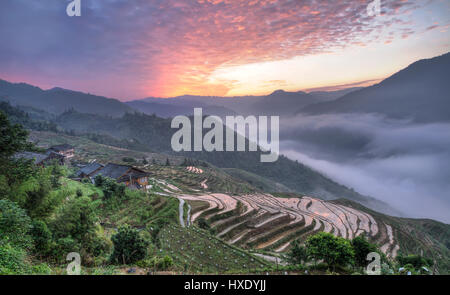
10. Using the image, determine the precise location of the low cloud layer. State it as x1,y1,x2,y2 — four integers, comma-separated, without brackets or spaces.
280,113,450,223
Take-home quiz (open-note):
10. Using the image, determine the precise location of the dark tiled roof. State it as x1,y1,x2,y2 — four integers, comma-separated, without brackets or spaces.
76,162,104,177
49,144,74,152
91,163,131,180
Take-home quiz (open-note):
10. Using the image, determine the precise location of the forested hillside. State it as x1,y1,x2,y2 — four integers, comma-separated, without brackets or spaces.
52,109,393,213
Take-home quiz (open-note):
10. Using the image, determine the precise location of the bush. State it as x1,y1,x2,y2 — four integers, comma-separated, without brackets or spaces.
50,196,106,261
140,255,173,271
76,188,83,197
30,220,52,255
197,217,210,230
0,243,30,274
0,199,32,249
111,226,149,264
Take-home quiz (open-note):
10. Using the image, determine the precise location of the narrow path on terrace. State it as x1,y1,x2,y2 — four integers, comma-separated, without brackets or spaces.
179,198,185,228
186,203,191,227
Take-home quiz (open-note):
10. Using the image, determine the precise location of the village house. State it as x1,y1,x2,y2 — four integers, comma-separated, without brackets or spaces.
88,163,150,189
75,162,105,179
14,150,65,166
48,144,75,159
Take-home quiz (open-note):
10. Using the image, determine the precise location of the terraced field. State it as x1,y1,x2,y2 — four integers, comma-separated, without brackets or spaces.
158,224,271,273
173,192,400,258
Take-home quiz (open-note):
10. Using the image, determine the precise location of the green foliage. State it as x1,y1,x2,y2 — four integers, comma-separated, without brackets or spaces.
0,110,32,161
0,199,32,249
51,196,107,261
76,188,83,197
288,240,308,265
94,175,126,201
396,254,433,269
306,232,355,269
0,110,35,189
197,217,210,230
139,255,174,271
30,220,52,255
351,235,380,267
111,226,149,264
0,243,30,274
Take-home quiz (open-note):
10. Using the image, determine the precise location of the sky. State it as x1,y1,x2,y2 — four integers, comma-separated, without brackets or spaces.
0,0,449,100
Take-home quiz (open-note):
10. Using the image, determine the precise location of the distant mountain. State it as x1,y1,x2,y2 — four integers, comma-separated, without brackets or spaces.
130,90,323,117
0,79,132,117
299,52,450,122
308,87,363,102
126,98,237,118
244,90,318,116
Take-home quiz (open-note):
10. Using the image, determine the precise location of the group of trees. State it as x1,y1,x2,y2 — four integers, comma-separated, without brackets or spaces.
288,232,434,274
0,110,157,274
287,232,388,273
0,111,112,272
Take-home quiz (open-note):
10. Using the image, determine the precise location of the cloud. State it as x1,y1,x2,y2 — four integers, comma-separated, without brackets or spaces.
280,113,450,223
0,0,430,98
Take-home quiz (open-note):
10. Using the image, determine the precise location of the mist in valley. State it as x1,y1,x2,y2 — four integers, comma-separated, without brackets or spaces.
279,113,450,223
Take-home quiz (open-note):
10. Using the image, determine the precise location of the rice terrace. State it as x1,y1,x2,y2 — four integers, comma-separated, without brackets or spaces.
1,0,449,283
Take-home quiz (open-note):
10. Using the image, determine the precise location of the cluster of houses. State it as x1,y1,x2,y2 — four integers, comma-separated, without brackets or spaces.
14,143,150,190
75,162,150,190
14,144,75,166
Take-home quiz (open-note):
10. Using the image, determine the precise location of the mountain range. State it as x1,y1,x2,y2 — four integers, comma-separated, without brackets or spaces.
1,52,449,220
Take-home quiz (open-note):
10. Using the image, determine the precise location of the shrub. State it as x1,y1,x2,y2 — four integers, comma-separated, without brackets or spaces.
76,188,83,197
30,220,52,255
0,243,30,274
197,217,210,230
111,226,149,264
0,199,32,249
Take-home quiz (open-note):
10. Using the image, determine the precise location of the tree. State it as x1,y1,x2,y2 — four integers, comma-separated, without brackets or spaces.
306,232,354,270
0,111,32,161
111,226,149,264
351,235,379,268
288,240,308,265
142,157,148,165
165,158,170,166
0,111,34,188
51,196,105,258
